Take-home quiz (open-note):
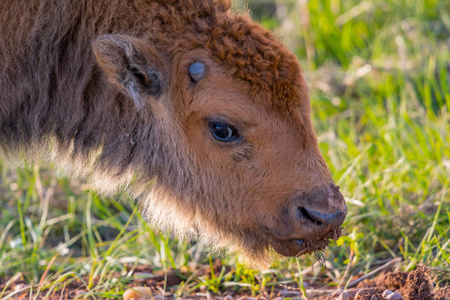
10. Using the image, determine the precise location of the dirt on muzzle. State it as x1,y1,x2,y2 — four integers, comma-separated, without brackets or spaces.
270,225,343,257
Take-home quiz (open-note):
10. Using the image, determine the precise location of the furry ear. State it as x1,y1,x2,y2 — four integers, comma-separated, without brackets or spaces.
93,34,167,108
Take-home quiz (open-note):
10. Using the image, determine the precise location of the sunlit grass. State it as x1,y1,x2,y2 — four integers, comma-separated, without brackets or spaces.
0,0,449,298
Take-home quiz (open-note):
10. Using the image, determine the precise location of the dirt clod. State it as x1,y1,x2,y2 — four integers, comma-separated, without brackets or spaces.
358,271,408,290
402,266,434,300
433,287,450,300
321,265,450,300
354,288,382,300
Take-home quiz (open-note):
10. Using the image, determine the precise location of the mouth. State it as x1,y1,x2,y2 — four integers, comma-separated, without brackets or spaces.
268,227,343,257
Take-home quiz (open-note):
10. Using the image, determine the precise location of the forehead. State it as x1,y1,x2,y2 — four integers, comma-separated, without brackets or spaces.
168,5,307,110
203,17,306,108
187,64,306,132
187,64,260,120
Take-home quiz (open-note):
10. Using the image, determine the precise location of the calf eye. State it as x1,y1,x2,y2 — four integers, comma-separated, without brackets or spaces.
209,122,240,142
189,62,205,83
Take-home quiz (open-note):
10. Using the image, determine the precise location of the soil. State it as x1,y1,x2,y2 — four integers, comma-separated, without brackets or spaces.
320,266,450,300
0,265,448,299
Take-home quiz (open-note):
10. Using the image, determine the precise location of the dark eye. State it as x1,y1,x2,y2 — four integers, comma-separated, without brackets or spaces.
209,122,240,142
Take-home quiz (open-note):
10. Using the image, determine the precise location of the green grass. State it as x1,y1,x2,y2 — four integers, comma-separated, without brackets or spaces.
1,0,449,298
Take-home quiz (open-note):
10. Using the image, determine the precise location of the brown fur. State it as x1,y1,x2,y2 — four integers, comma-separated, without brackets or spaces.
0,0,346,263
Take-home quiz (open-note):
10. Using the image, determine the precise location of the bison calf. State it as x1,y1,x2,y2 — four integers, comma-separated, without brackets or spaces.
0,0,346,262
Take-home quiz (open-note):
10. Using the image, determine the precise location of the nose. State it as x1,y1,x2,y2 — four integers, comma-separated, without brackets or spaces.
270,184,347,240
295,184,347,230
266,183,347,257
298,206,345,228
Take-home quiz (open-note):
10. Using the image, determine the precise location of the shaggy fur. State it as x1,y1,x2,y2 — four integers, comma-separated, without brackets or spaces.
0,0,346,263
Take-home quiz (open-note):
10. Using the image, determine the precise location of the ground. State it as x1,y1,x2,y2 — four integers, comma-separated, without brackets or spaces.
1,264,449,299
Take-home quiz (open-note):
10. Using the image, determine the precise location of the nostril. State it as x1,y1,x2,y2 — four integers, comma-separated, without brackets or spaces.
299,207,324,226
299,207,345,227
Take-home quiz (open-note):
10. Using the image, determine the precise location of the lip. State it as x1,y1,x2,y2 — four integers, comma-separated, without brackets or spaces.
268,227,343,257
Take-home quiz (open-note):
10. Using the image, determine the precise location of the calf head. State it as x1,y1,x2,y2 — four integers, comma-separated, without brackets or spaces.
92,7,346,262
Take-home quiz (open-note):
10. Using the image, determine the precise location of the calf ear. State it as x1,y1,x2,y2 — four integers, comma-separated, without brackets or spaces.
93,34,167,108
